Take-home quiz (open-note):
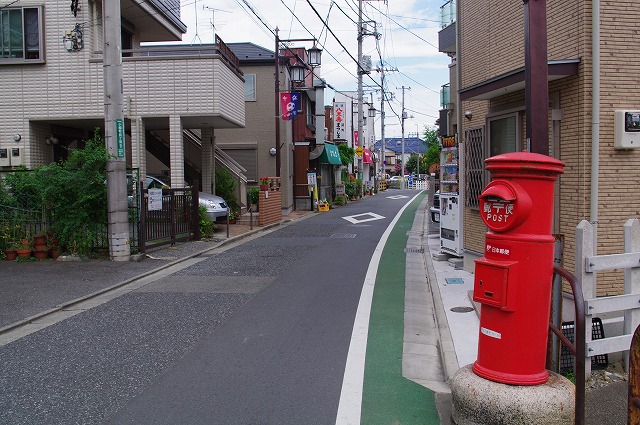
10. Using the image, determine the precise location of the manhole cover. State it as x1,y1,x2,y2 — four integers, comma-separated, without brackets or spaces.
450,306,474,313
405,247,424,253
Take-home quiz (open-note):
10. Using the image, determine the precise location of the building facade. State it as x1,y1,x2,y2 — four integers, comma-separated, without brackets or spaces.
0,1,245,201
448,0,640,297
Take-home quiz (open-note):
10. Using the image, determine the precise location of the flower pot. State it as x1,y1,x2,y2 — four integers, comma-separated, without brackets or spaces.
33,243,47,252
33,235,46,246
16,249,32,258
50,249,61,260
33,250,49,260
260,185,269,191
4,250,17,261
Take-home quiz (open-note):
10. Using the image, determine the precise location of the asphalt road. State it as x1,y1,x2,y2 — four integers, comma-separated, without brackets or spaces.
0,191,418,424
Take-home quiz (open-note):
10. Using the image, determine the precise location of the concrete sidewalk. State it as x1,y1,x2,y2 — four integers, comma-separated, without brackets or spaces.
420,202,629,424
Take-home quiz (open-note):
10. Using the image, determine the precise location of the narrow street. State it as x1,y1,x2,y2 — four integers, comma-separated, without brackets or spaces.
0,190,438,424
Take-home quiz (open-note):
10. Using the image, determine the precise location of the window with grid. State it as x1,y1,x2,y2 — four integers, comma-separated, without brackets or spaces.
465,127,485,209
0,7,41,61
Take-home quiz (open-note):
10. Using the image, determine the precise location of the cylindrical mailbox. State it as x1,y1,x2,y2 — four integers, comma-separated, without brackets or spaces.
472,152,564,385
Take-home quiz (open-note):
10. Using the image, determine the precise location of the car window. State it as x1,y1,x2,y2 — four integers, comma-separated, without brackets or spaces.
146,177,168,189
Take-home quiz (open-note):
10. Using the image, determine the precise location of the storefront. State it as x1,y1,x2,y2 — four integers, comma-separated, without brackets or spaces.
316,142,342,200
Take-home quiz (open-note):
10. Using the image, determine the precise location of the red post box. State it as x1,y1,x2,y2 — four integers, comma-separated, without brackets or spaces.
472,151,565,385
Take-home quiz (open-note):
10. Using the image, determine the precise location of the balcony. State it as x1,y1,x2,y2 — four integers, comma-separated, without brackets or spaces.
438,0,456,54
91,41,245,129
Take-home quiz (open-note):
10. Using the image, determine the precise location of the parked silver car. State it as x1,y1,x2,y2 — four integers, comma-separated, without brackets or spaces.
128,174,229,221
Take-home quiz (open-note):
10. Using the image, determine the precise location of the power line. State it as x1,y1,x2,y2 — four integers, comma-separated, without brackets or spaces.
304,0,382,90
366,1,439,50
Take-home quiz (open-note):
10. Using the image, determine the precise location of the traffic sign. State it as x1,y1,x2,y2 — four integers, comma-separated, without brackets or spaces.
355,146,364,156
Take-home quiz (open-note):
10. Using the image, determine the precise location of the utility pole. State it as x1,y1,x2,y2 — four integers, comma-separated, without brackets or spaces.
103,1,130,261
357,0,364,193
274,27,281,177
376,65,396,179
397,86,410,189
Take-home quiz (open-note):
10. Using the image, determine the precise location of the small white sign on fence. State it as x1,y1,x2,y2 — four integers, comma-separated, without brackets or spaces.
148,189,163,211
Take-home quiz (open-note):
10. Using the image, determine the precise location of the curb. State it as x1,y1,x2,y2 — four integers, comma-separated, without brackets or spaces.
421,219,460,384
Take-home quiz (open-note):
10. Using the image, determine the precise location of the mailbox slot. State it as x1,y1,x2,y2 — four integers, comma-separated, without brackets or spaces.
473,260,517,311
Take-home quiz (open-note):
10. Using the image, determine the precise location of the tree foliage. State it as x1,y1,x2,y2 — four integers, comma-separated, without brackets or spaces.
337,143,355,167
422,127,441,172
1,129,110,255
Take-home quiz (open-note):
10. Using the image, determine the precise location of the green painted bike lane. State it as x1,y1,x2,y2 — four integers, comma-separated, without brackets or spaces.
360,192,439,424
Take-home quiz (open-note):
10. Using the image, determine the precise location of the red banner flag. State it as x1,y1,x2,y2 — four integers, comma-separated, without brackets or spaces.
281,92,300,120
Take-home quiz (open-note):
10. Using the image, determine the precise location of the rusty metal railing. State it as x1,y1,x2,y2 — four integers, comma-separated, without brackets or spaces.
548,266,585,425
629,325,640,423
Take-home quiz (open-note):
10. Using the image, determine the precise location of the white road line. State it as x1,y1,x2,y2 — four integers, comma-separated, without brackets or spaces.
335,192,422,425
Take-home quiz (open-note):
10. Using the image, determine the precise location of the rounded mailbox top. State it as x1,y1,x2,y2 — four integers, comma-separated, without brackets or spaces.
485,151,565,180
478,179,532,232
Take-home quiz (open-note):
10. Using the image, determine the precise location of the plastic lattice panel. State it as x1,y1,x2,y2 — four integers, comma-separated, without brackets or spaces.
560,317,609,374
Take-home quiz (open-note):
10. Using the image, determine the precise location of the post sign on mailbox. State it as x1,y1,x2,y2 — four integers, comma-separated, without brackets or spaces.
472,152,565,386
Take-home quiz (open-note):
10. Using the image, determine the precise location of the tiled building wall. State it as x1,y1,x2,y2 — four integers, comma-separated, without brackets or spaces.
460,0,640,295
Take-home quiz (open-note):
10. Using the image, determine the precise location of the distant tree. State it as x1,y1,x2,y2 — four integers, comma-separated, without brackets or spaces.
405,153,427,175
422,127,440,171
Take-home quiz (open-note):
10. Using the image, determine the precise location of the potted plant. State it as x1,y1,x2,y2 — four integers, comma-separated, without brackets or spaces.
248,187,259,210
227,209,239,224
33,245,49,260
259,177,270,191
16,237,32,258
4,242,20,261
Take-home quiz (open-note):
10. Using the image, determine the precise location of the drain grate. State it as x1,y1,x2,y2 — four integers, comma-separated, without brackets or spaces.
330,234,357,239
450,306,474,313
405,247,424,253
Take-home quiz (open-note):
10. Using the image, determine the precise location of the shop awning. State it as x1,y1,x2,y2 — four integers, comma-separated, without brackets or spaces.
362,148,373,164
318,143,342,165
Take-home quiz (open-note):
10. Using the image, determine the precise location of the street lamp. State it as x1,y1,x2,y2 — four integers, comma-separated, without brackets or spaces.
290,63,306,83
274,31,323,178
307,44,322,67
368,104,376,118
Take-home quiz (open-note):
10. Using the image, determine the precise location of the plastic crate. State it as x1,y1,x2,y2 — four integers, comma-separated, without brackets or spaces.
560,317,608,374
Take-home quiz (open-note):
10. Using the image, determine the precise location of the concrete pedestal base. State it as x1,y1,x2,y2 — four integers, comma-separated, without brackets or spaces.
451,364,575,425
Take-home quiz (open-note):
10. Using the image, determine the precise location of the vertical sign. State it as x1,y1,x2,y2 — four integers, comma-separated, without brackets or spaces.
353,130,359,147
334,102,346,140
116,118,125,158
148,188,163,211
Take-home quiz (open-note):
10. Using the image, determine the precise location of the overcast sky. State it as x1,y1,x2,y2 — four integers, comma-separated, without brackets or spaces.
175,0,451,139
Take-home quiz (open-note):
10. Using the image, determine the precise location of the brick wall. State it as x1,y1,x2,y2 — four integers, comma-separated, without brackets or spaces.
258,177,282,226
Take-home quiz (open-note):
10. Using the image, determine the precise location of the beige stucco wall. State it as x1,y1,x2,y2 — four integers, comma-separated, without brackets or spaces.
460,0,640,296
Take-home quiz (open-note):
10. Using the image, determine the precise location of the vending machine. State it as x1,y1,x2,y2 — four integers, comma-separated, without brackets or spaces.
439,136,463,256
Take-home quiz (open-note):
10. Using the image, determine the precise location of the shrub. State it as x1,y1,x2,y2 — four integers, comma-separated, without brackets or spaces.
334,195,346,205
216,167,237,212
199,205,216,238
345,182,357,198
248,187,259,205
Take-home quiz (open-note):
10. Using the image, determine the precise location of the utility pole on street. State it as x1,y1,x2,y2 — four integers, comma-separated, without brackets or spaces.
103,1,130,261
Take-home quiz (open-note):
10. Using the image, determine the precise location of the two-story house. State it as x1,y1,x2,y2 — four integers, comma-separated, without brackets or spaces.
0,1,245,200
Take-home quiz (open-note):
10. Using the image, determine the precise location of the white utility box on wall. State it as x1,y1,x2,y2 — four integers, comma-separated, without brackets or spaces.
0,148,9,167
614,110,640,149
10,148,23,166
